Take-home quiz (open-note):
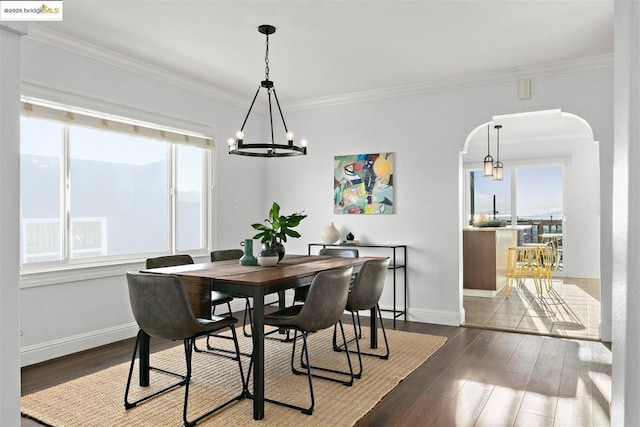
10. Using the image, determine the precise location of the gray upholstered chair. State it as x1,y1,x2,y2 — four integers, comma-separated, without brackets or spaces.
318,247,360,258
334,257,391,378
211,249,286,342
145,254,196,269
293,247,359,303
145,255,237,359
210,249,244,262
246,267,354,415
209,249,254,340
124,272,245,426
146,255,234,317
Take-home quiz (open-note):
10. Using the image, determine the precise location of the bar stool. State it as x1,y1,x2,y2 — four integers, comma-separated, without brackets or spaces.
505,246,543,298
522,243,554,292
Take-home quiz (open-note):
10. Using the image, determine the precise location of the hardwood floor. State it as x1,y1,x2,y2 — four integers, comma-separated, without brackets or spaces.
21,317,611,426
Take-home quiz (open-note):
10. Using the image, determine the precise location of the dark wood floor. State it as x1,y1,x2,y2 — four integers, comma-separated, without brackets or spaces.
21,316,611,426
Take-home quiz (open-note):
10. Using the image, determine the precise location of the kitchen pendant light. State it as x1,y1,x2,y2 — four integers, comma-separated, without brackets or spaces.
493,124,503,181
227,25,307,158
483,124,494,176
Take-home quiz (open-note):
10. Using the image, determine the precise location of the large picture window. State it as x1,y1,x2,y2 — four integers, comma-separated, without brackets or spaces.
19,101,212,267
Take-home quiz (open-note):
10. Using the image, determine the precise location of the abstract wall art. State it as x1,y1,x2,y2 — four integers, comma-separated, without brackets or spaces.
334,152,394,214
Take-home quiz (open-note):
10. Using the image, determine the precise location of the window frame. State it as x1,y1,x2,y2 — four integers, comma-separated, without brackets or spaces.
19,98,215,287
465,158,567,226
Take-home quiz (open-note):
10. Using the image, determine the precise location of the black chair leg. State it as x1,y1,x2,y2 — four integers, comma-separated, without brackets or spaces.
183,339,195,427
297,320,355,385
333,305,390,360
261,330,315,414
183,328,246,426
194,302,251,360
124,330,186,410
242,299,253,337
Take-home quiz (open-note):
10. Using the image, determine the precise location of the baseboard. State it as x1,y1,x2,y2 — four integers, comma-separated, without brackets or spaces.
358,304,461,326
20,322,140,367
463,285,506,298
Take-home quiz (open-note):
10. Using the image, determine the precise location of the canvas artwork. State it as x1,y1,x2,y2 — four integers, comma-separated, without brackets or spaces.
334,152,394,214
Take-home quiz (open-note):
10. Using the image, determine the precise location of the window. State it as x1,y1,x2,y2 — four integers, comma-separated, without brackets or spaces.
468,164,563,243
469,169,512,223
19,101,213,267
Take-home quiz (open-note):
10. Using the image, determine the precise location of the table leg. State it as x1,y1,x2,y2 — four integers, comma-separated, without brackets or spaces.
139,331,150,387
370,307,378,349
252,289,265,420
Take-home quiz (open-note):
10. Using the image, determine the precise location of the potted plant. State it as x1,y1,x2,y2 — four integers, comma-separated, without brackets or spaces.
251,202,307,261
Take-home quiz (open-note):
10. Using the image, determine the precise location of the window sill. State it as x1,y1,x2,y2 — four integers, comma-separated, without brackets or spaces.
20,254,211,289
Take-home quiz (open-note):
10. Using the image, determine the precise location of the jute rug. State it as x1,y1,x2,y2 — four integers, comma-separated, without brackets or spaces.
21,326,446,426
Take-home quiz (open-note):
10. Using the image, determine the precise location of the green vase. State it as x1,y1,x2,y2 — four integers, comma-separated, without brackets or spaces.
239,239,257,266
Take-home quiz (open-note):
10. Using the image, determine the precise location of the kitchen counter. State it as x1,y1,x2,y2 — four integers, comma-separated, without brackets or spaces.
463,225,532,297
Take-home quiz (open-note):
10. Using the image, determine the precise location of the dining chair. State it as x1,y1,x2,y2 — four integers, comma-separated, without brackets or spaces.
293,248,359,304
145,255,238,360
210,249,254,339
245,267,355,415
124,272,245,427
212,249,290,343
333,258,391,378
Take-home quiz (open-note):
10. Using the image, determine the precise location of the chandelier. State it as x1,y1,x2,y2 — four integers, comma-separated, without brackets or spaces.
227,25,307,158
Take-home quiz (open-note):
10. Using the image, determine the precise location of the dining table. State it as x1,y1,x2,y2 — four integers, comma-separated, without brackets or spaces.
140,253,378,420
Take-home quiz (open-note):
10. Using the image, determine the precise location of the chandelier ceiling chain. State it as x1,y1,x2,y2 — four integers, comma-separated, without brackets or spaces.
483,124,493,177
227,24,307,158
264,31,270,80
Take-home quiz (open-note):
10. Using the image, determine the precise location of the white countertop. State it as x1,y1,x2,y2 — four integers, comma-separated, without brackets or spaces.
464,225,533,232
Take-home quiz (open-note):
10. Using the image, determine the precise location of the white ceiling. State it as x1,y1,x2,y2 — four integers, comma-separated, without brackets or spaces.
40,0,613,104
33,0,613,152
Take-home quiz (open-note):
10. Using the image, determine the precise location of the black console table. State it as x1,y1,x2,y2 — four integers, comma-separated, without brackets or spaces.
308,243,407,327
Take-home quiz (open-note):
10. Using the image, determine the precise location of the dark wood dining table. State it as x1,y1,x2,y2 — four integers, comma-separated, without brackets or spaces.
140,253,378,420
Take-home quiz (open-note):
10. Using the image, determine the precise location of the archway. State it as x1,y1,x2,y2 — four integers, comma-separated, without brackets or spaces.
459,109,601,339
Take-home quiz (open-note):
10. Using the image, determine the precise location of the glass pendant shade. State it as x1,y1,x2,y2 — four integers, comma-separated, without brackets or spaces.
483,155,494,176
493,161,504,181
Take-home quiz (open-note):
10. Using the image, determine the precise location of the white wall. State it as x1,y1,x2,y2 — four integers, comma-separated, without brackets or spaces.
266,68,613,331
0,22,27,426
611,0,640,424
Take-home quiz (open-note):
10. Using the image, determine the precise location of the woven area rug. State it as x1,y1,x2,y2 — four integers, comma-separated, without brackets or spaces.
22,326,446,426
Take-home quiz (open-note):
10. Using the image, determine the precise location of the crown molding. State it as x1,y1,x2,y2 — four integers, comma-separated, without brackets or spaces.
26,24,612,113
26,24,247,108
283,54,613,111
1,22,29,36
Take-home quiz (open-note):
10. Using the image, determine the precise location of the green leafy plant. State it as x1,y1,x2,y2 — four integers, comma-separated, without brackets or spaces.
251,202,307,244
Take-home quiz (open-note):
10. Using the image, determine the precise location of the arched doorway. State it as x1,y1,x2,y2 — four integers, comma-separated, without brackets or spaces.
459,109,601,339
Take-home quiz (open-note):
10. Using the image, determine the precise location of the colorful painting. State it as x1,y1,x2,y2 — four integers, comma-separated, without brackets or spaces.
334,152,394,214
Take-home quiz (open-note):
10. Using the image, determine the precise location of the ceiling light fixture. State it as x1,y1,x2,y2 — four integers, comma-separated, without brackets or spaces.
483,124,493,176
227,24,307,158
493,124,503,181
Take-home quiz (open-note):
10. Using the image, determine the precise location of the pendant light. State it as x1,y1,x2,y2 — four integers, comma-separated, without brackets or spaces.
483,124,493,176
493,124,503,181
227,25,307,158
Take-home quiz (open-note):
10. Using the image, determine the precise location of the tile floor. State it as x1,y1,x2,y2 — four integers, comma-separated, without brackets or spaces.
463,277,601,340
